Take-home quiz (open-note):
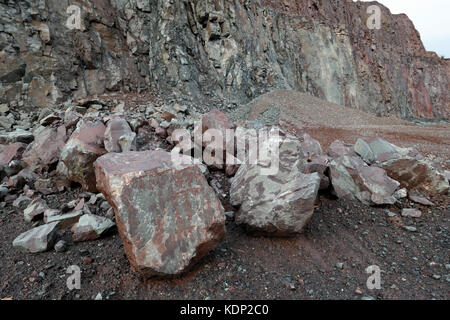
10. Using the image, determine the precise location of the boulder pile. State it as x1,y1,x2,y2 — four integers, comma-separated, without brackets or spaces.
1,99,448,278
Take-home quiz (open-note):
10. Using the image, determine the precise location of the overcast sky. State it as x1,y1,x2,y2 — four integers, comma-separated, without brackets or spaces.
358,0,450,57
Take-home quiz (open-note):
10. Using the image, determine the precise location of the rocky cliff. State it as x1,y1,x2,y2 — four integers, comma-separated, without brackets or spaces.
1,0,449,119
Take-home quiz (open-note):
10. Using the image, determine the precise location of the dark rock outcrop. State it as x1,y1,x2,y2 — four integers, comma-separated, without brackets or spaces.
0,0,448,119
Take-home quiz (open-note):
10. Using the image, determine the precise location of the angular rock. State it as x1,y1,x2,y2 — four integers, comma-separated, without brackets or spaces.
0,142,27,166
355,137,423,164
71,214,115,242
13,222,59,253
408,194,434,206
94,150,225,277
0,129,34,144
381,158,449,196
24,198,49,222
22,125,67,172
231,132,320,236
43,209,61,223
46,210,83,229
401,208,422,218
104,117,136,153
12,195,32,210
445,170,450,182
301,133,323,159
330,155,400,205
354,138,375,163
60,119,107,192
305,155,331,191
327,140,356,158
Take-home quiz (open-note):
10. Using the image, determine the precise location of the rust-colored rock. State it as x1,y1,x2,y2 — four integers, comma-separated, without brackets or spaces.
94,150,225,277
61,119,106,192
22,125,67,172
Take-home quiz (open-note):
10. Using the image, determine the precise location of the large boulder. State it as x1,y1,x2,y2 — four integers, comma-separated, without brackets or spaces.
94,150,225,277
22,125,67,172
380,158,449,196
61,118,106,192
104,117,136,153
230,130,320,236
330,155,400,205
13,222,59,253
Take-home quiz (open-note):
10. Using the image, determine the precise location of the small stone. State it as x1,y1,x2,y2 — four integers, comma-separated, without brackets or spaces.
432,275,441,280
54,240,67,252
13,195,32,210
401,208,422,218
335,262,344,270
94,293,103,300
12,222,59,253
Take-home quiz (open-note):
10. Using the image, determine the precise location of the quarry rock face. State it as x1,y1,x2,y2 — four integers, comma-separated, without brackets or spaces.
61,118,106,192
330,155,400,205
230,131,321,236
94,150,226,277
0,0,448,119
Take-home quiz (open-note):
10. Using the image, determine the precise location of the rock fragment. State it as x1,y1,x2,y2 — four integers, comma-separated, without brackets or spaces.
13,222,59,253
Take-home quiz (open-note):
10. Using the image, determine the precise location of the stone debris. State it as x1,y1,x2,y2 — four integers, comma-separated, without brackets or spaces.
408,194,434,206
24,198,49,222
46,210,83,230
13,222,59,253
94,150,225,277
381,158,449,196
327,140,357,158
401,208,422,218
329,155,400,205
22,125,67,172
231,130,320,236
71,214,115,242
60,119,107,192
104,117,136,153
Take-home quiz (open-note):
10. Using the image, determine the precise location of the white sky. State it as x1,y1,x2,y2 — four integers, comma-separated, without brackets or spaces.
358,0,450,57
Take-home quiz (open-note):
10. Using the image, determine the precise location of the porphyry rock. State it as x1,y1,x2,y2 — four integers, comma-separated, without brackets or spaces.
230,131,320,236
327,140,356,158
22,125,67,172
380,158,449,196
0,142,27,166
61,119,107,192
24,198,49,222
330,155,400,205
94,150,226,277
71,214,115,242
13,222,59,253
